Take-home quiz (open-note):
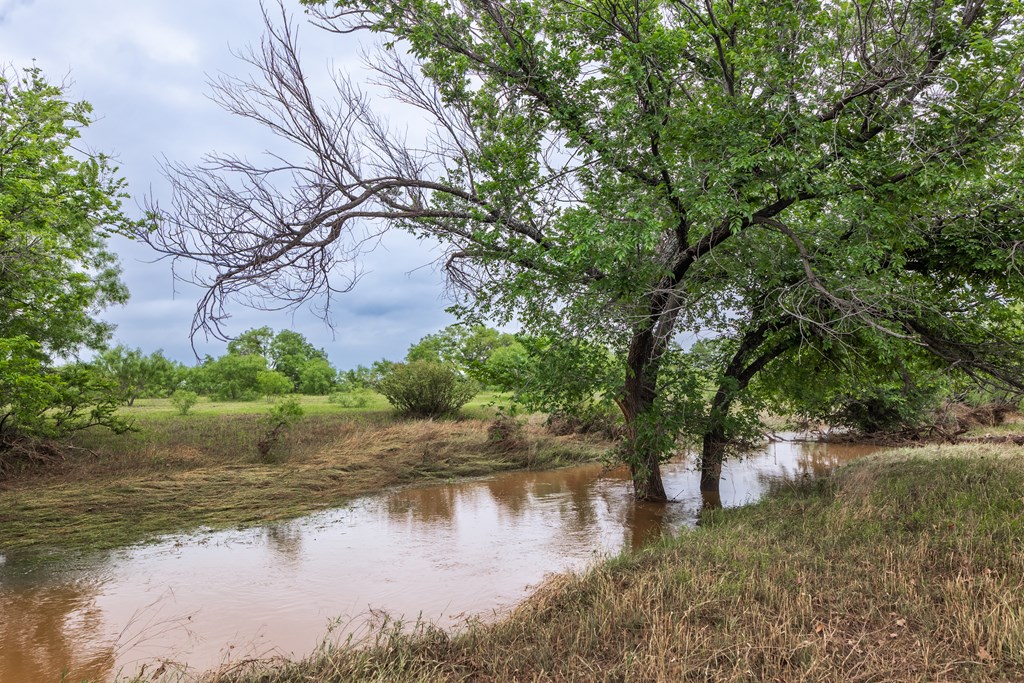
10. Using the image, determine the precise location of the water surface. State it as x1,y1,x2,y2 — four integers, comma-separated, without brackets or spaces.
0,438,876,682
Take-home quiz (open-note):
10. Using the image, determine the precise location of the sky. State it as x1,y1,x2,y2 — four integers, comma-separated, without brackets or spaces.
0,0,458,369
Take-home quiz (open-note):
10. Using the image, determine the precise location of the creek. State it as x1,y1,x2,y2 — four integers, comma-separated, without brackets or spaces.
0,438,877,682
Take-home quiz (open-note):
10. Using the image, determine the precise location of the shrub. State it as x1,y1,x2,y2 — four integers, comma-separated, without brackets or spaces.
170,389,199,416
256,397,305,461
377,361,478,418
257,369,293,398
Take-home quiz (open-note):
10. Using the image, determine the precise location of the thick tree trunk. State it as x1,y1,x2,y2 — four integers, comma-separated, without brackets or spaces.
700,425,726,493
630,441,668,502
618,329,669,503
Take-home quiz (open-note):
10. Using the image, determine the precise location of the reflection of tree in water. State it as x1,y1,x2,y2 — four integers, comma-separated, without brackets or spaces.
264,520,304,563
385,484,463,524
0,575,114,682
754,441,876,491
621,502,671,551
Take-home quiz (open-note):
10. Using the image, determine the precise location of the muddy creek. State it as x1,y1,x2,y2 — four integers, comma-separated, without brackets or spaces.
0,438,877,682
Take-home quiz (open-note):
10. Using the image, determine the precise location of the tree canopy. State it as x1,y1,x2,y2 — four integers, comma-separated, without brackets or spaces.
145,0,1024,500
1,67,136,446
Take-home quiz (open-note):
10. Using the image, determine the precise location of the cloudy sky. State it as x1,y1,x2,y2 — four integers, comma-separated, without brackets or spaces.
0,0,457,369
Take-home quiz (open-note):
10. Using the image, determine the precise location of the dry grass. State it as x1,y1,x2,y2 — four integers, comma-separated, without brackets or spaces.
0,412,610,555
195,443,1024,683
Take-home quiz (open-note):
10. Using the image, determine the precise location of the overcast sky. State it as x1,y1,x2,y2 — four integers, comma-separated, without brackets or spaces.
0,0,458,369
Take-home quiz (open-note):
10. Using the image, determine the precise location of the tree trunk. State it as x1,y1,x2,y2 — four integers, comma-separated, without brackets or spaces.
618,330,669,503
700,425,726,493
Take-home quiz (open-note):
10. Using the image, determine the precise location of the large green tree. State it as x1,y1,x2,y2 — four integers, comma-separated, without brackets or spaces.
227,327,331,391
146,0,1024,500
1,68,136,445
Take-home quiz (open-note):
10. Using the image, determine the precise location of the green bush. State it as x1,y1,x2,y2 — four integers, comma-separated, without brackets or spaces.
170,389,199,416
377,361,478,418
256,397,305,461
257,369,293,397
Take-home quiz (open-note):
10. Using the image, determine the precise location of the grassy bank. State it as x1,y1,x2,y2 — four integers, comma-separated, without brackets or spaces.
204,444,1024,682
0,396,610,555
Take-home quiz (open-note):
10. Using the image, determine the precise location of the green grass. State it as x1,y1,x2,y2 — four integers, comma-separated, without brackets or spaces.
121,391,509,419
0,395,608,556
188,444,1024,683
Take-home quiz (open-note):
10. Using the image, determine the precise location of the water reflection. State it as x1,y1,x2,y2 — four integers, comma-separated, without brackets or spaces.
0,567,114,682
0,438,874,682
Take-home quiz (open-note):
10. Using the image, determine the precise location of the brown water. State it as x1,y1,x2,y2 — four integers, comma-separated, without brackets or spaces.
0,438,876,682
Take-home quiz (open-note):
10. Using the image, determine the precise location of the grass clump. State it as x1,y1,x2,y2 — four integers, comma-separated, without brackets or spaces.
204,444,1024,682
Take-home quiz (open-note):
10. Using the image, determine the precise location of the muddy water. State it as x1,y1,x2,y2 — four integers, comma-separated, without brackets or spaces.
0,439,876,682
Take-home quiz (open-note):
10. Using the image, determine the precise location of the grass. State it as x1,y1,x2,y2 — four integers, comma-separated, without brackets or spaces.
187,443,1024,683
0,394,610,555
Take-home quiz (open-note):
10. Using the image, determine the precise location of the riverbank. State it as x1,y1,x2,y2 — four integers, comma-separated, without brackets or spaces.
0,398,610,555
201,443,1024,682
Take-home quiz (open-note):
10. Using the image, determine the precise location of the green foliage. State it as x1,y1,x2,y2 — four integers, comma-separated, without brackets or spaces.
406,325,519,386
162,1,1024,495
227,326,274,358
256,397,305,460
228,327,331,391
94,345,185,404
339,364,376,389
0,67,137,445
195,354,267,401
257,369,293,397
270,329,329,389
169,389,199,416
297,357,336,394
1,340,133,442
377,361,478,418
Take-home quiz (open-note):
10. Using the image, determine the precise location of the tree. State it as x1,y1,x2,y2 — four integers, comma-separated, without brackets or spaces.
257,369,294,397
297,357,337,394
1,67,136,446
227,327,330,391
94,345,185,405
406,324,517,382
144,1,1024,500
227,326,274,358
269,329,329,389
194,353,268,401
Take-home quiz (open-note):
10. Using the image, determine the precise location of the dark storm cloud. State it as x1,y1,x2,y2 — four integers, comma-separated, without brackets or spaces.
1,0,455,368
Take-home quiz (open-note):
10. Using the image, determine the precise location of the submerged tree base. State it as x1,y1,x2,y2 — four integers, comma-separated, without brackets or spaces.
197,444,1024,683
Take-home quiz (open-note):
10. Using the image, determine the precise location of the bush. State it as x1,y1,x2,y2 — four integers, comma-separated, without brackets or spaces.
257,370,293,398
170,389,199,416
377,361,478,418
256,397,305,461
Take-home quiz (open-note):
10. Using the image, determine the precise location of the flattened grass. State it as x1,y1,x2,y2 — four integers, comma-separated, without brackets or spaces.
0,397,609,555
207,444,1024,682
